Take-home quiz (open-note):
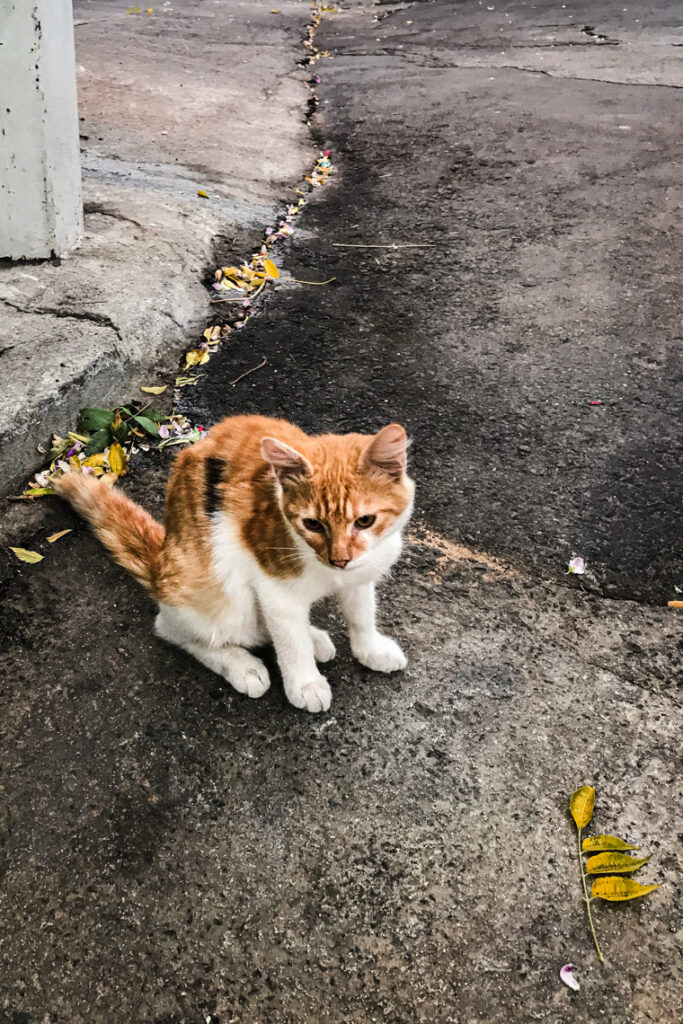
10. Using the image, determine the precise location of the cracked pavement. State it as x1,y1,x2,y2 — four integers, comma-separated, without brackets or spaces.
0,0,315,492
0,2,681,1023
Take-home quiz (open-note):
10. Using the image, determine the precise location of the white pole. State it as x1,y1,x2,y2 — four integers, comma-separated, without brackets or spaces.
0,0,83,259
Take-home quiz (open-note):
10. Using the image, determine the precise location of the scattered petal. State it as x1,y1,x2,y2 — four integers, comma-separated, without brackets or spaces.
589,400,603,406
567,556,585,575
158,424,170,439
47,529,72,544
560,965,579,992
10,547,44,564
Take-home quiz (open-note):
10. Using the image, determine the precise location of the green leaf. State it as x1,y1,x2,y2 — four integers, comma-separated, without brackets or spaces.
10,547,44,563
78,407,115,433
47,437,71,462
84,428,112,456
586,852,651,875
133,415,159,436
112,421,131,443
582,834,640,853
570,786,595,830
142,409,169,423
591,877,660,901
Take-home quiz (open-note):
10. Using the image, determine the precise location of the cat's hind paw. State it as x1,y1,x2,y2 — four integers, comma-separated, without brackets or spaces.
353,633,407,673
286,674,332,713
311,626,336,663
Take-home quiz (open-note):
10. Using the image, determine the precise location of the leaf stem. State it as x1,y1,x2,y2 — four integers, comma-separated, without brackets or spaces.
578,826,605,963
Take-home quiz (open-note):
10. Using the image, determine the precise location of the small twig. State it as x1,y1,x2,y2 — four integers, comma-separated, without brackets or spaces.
209,296,248,304
121,400,152,424
230,357,267,387
331,242,435,249
249,278,269,302
578,826,605,964
290,276,336,285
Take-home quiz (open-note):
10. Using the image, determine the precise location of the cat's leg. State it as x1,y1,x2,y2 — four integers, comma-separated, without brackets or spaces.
257,589,331,712
155,606,270,698
310,625,336,663
338,583,407,673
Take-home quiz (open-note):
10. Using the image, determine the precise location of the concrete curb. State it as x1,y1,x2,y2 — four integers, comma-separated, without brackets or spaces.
0,0,315,494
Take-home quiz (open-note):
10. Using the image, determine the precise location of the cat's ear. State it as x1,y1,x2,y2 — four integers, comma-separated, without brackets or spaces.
261,437,312,482
361,423,409,479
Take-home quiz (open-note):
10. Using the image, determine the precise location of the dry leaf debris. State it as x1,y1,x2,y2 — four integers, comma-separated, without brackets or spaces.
20,404,173,497
192,150,334,375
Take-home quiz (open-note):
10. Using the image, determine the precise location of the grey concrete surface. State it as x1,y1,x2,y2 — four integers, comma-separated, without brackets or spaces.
0,0,84,259
0,0,314,492
0,2,681,1023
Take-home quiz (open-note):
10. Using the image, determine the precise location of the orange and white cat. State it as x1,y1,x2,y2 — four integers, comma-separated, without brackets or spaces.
55,415,414,712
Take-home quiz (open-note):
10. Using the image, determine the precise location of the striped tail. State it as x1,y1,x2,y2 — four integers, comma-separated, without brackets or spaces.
53,473,164,591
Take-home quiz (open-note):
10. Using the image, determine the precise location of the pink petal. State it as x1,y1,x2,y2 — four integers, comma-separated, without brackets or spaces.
158,424,170,439
567,556,586,575
560,964,580,992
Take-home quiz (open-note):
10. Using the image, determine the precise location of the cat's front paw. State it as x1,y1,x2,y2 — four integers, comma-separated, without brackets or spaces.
353,633,407,673
311,626,336,663
286,674,332,713
225,650,271,698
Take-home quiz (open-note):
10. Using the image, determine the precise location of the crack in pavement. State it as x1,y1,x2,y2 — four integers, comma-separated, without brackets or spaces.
1,298,124,357
335,49,683,87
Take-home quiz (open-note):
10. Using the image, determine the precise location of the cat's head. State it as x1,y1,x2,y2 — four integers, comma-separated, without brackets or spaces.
261,424,414,571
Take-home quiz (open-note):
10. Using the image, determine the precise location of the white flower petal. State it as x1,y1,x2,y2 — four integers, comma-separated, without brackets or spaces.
560,964,580,991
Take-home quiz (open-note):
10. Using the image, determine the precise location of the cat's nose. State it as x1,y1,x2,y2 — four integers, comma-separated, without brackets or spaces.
330,558,350,569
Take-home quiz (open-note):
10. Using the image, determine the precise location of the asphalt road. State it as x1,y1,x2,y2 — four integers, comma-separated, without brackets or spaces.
188,0,683,605
0,3,681,1023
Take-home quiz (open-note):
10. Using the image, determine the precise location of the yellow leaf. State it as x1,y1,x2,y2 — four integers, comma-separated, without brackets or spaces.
21,487,54,498
10,547,44,564
68,455,82,471
586,852,651,875
108,442,127,476
184,349,204,368
47,529,72,544
582,834,640,853
569,786,595,830
68,432,90,444
591,877,660,901
197,189,209,198
140,385,168,395
222,266,240,277
82,453,108,469
263,258,279,279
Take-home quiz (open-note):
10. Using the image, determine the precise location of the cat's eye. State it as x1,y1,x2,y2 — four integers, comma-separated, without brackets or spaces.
302,518,325,533
354,515,376,529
